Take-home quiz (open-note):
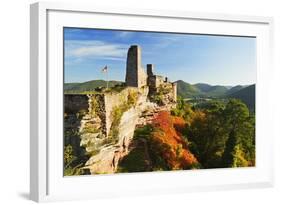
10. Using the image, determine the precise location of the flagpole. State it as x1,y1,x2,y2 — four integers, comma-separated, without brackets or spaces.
106,68,109,90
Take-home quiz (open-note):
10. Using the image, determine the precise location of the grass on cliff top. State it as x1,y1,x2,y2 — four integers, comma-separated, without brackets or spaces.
64,83,127,95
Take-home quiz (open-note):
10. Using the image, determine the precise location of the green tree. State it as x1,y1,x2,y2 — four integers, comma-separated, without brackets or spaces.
187,101,227,168
221,99,255,167
171,97,194,122
185,99,255,168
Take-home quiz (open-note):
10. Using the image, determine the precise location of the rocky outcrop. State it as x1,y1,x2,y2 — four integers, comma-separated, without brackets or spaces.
84,107,140,174
64,83,176,174
78,87,149,174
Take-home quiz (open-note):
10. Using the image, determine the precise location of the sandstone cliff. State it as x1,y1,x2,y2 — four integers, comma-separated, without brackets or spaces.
64,84,176,174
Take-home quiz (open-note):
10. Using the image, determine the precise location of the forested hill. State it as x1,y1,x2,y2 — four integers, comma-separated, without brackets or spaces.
176,80,255,111
176,80,231,98
64,80,123,93
228,84,255,112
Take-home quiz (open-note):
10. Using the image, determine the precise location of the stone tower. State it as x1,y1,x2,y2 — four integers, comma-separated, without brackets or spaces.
147,64,154,76
125,45,147,88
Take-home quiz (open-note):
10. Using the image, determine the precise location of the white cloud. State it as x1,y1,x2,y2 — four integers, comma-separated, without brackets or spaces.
116,31,133,38
65,40,128,61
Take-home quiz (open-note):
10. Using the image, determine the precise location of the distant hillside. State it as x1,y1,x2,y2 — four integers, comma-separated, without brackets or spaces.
64,80,123,93
206,85,229,97
227,84,255,111
225,85,245,95
194,83,213,93
176,80,255,111
176,80,202,98
176,80,238,98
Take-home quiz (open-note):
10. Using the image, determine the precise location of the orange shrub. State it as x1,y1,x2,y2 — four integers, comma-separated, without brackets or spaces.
151,111,198,170
173,116,186,133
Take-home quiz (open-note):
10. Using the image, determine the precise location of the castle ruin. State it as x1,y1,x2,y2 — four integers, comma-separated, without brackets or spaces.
125,45,177,102
64,45,178,174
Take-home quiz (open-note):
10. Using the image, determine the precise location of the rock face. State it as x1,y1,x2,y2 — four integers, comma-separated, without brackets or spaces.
64,84,178,174
85,107,140,173
69,87,148,174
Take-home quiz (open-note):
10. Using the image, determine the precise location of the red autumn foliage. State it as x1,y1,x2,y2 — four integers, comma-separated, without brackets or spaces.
151,111,198,170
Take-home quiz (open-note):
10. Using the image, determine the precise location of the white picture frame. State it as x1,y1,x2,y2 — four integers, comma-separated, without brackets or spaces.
30,1,274,202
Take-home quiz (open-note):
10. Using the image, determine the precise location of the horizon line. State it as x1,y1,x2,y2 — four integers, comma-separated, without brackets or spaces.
64,79,256,87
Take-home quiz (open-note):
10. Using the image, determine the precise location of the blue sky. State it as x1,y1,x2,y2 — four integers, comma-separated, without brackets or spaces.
64,27,256,86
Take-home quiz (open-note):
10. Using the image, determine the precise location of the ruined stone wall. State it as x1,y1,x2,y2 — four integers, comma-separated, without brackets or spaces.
65,88,140,140
147,75,167,94
147,77,177,110
155,76,165,87
104,88,132,136
147,76,157,95
87,94,106,135
146,64,154,77
138,66,147,88
64,94,89,114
